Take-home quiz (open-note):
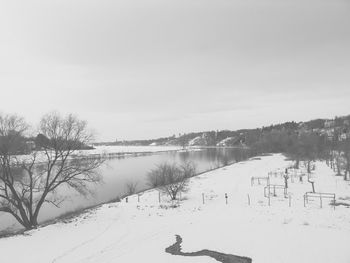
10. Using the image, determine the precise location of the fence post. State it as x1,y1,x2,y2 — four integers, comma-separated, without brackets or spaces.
225,193,228,204
126,197,128,203
289,195,291,207
202,193,205,204
247,194,251,206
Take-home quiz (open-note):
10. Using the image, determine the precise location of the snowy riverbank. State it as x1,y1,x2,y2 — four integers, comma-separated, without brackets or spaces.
87,145,183,155
1,154,349,263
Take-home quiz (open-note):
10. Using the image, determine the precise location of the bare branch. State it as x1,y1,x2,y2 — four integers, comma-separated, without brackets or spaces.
0,112,103,230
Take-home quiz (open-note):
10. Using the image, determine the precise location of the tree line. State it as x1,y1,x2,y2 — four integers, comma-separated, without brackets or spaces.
251,128,350,180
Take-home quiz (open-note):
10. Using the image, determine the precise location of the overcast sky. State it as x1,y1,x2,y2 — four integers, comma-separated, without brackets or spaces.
0,0,349,141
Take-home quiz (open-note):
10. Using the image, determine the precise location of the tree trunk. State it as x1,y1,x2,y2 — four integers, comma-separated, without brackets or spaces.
284,176,288,189
345,156,350,181
295,159,300,169
311,182,315,193
22,219,38,230
336,158,342,176
31,191,49,228
307,161,311,174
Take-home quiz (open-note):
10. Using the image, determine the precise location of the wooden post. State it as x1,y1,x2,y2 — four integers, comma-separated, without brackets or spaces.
247,194,251,206
334,197,336,210
289,195,291,207
225,193,228,204
126,197,128,203
202,193,205,204
268,187,271,206
273,185,276,196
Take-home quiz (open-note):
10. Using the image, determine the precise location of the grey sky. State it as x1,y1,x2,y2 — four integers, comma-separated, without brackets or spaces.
0,0,349,141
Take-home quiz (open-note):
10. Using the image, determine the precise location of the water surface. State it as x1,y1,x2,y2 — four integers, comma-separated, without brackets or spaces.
0,147,250,233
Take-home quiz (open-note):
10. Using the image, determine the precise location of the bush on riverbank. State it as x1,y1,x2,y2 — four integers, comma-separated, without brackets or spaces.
147,162,196,201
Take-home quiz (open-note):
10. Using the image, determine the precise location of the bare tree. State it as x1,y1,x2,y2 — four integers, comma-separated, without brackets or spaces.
333,145,343,176
297,133,320,174
147,162,196,201
0,112,103,230
125,180,138,195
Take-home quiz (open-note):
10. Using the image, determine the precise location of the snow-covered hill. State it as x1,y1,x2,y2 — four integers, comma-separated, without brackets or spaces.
1,154,349,263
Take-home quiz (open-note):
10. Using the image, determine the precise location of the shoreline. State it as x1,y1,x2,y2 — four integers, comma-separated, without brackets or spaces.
0,148,254,238
1,154,349,263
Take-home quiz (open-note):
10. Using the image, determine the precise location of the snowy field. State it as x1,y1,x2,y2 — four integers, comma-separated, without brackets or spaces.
1,154,349,263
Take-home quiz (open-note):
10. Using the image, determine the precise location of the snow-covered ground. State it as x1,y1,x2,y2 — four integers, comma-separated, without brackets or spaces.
88,145,182,155
13,145,183,164
1,154,350,263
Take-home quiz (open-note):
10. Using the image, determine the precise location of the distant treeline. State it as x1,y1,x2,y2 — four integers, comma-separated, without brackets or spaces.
100,115,350,149
3,133,94,155
97,115,350,179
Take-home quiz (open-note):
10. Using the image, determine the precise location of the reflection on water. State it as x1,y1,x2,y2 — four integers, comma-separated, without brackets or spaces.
0,147,251,232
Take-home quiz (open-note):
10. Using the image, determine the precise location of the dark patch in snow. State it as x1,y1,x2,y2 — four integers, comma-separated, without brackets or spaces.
165,235,252,263
334,201,350,207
